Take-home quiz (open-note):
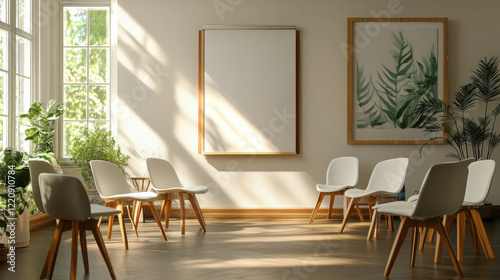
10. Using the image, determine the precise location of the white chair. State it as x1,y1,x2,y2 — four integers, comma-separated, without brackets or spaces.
339,158,409,234
90,160,167,249
373,159,472,277
309,157,359,223
435,159,496,262
28,160,121,279
39,173,117,280
146,158,209,235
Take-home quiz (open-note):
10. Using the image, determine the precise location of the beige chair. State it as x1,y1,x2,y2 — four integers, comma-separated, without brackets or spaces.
373,159,472,277
29,160,121,279
90,160,167,249
309,156,359,223
340,158,409,234
435,159,496,263
39,173,117,280
146,158,208,235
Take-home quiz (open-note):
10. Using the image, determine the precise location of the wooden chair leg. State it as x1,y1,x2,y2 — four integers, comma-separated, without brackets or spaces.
464,209,481,255
367,208,378,240
165,200,172,228
384,217,411,277
419,227,428,251
188,193,207,232
160,200,166,221
328,194,335,219
191,194,207,227
128,202,139,237
310,193,325,224
116,202,129,250
457,211,467,262
70,221,79,280
80,223,89,274
433,218,463,277
355,204,364,222
340,197,358,233
107,215,115,240
410,227,418,267
435,214,455,264
428,228,435,242
89,220,116,279
97,216,103,228
147,201,168,241
470,208,495,259
179,193,186,235
388,215,394,232
41,221,65,280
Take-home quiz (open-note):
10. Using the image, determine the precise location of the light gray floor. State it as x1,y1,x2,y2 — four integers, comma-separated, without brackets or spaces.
1,218,498,279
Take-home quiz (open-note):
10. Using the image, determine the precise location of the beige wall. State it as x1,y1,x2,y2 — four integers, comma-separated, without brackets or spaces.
114,0,500,209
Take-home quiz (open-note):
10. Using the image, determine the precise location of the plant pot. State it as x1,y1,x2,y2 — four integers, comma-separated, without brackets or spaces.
15,211,30,248
0,244,8,262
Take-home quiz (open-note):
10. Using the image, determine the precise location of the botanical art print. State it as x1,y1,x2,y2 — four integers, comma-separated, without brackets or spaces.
348,18,448,144
355,28,438,130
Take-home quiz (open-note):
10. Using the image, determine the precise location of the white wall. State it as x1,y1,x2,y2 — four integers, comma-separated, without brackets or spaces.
113,0,500,209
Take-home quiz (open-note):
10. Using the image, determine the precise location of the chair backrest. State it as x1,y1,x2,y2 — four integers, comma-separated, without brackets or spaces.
412,158,473,220
90,160,133,197
146,158,183,190
28,160,58,213
365,158,409,193
325,157,359,187
464,159,495,204
39,174,91,221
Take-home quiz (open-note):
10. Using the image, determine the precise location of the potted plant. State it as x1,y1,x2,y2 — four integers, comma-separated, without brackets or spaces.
412,56,500,160
20,99,64,154
0,148,33,249
70,128,130,190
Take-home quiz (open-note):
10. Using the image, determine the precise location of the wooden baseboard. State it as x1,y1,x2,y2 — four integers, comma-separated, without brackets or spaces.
29,213,56,231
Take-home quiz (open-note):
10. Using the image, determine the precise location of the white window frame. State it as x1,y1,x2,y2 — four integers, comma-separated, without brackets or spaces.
57,0,115,161
0,0,38,151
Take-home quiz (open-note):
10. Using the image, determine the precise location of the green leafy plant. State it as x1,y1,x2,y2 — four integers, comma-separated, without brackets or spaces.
413,56,500,160
20,100,65,153
356,31,438,129
70,128,130,189
0,148,34,239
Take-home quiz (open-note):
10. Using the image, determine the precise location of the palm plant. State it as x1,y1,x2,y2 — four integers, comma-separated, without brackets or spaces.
413,56,500,160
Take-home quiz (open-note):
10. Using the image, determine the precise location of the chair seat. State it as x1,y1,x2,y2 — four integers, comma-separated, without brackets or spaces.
373,201,415,217
153,185,209,194
90,204,121,218
315,184,350,193
102,192,158,202
462,201,484,207
344,188,397,198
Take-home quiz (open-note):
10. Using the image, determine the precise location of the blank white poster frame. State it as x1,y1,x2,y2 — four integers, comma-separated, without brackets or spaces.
199,27,300,155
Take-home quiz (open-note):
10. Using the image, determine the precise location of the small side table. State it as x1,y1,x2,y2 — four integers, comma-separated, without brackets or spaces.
129,177,151,223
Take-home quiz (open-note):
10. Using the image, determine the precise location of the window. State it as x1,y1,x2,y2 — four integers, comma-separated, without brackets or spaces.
0,0,34,152
61,4,110,158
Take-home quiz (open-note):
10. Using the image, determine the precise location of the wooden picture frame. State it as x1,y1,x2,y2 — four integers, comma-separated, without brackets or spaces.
199,26,300,155
347,18,448,144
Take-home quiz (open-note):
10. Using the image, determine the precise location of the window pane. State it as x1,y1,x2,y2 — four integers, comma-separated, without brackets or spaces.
89,8,108,46
0,0,7,23
0,72,7,114
17,0,31,33
64,85,87,119
16,75,30,115
64,48,87,82
0,30,8,70
16,36,30,77
89,85,108,119
64,7,87,46
0,116,6,150
16,117,28,152
89,48,108,82
63,121,86,158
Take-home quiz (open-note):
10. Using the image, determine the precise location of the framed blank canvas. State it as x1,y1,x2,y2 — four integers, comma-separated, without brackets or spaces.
199,26,300,155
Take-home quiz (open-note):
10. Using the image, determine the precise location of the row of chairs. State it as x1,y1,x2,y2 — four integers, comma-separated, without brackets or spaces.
29,158,209,280
310,156,496,277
